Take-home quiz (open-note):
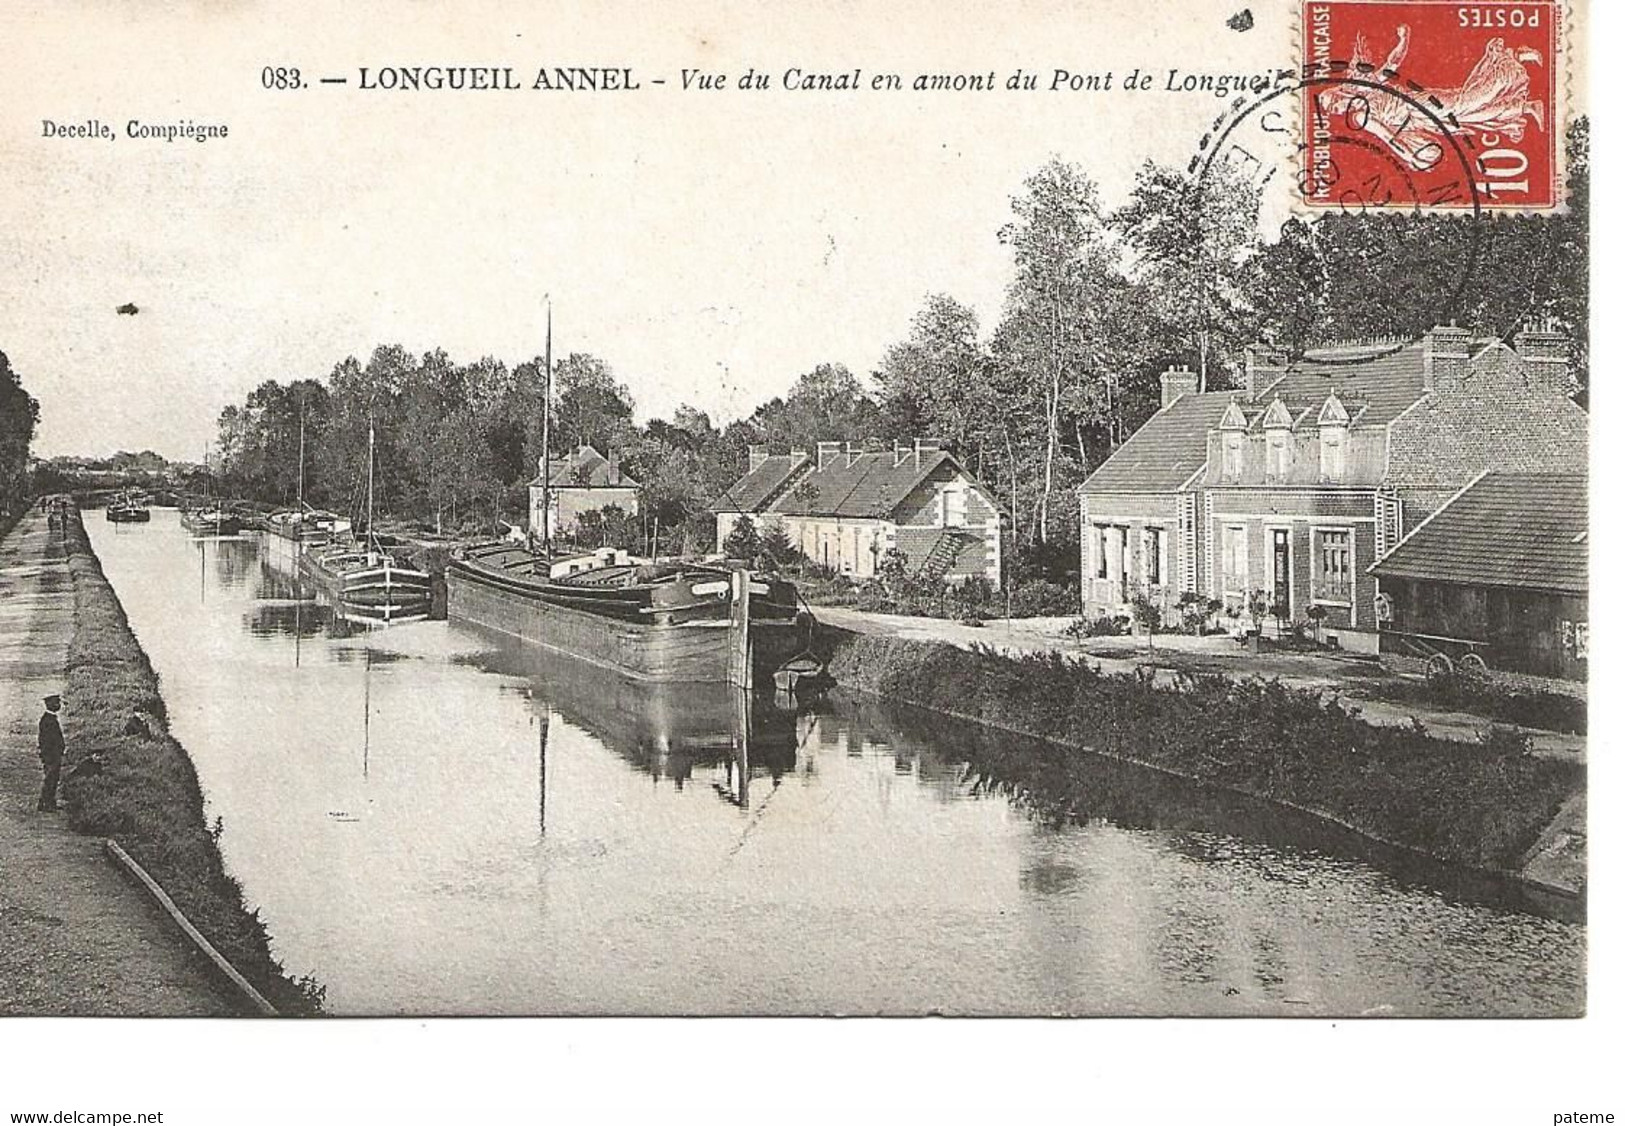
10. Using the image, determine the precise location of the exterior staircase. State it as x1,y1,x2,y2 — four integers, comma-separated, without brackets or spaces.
914,530,978,583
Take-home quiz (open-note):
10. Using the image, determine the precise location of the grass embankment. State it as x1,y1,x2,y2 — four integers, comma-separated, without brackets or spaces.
58,508,323,1015
824,632,1583,875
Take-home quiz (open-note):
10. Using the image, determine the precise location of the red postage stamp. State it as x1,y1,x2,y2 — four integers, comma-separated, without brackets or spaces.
1302,0,1562,209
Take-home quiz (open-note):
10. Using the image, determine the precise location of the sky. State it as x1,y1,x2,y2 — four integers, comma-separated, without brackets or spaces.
0,0,1577,459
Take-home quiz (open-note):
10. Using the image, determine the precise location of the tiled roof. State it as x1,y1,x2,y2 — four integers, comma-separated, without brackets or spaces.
1250,342,1429,430
715,448,1001,520
710,454,810,514
772,450,956,519
1371,472,1587,595
529,445,640,489
1085,341,1436,496
1082,391,1234,494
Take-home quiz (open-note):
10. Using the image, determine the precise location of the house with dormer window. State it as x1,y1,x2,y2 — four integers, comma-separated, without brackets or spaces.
1079,325,1587,652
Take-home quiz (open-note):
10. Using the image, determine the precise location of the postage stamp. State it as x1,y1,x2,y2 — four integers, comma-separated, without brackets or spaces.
1302,0,1563,209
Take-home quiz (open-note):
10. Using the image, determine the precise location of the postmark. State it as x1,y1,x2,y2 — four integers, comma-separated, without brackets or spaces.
1302,0,1562,210
1189,66,1489,362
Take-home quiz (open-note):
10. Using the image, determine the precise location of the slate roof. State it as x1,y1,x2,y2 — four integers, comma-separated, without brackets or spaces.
1248,341,1429,431
529,445,640,489
1084,341,1436,496
774,450,955,519
713,447,1003,520
1370,472,1588,596
710,454,810,514
1082,391,1234,494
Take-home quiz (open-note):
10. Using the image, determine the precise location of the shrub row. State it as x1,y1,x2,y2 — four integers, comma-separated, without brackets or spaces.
823,631,1583,874
58,508,323,1015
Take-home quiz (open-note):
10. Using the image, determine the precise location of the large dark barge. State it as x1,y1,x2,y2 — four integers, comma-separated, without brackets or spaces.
445,542,811,686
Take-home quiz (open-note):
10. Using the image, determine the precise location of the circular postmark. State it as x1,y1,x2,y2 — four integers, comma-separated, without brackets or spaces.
1185,62,1492,365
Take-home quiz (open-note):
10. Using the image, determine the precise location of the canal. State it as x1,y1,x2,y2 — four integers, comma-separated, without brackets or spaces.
86,511,1583,1016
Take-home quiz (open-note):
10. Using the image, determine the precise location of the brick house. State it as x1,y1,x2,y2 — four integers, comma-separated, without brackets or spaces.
1369,472,1587,679
528,444,640,540
712,438,1007,587
1079,325,1586,652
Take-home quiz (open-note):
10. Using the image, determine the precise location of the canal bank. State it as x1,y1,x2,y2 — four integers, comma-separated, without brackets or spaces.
0,503,230,1014
1,502,322,1014
818,629,1586,902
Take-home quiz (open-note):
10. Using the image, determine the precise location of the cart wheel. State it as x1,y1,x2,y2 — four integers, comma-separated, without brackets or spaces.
1425,653,1454,681
1459,652,1488,680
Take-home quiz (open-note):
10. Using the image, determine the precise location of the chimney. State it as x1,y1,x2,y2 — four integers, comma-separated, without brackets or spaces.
1513,319,1573,394
1422,324,1472,391
816,440,842,471
1243,343,1287,401
607,449,621,484
1160,364,1200,408
747,444,769,473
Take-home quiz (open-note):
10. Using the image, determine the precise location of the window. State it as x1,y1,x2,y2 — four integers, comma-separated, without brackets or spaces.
1320,427,1347,481
1266,433,1292,481
1315,530,1352,603
1222,525,1248,594
1096,525,1109,579
1222,433,1244,480
943,488,967,527
1145,527,1164,586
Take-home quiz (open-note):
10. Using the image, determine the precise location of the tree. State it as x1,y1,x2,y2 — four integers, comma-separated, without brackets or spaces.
876,294,994,455
554,353,635,454
0,350,40,507
994,158,1120,544
759,522,798,572
722,515,763,563
1112,161,1262,392
747,362,883,444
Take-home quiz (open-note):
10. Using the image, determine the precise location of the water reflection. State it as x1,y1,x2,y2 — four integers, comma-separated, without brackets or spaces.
80,509,1585,1017
457,631,799,804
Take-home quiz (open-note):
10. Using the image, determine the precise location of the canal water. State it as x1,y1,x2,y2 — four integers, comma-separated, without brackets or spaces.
86,511,1583,1016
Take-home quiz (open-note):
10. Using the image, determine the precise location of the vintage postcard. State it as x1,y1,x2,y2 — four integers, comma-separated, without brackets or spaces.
0,0,1604,1109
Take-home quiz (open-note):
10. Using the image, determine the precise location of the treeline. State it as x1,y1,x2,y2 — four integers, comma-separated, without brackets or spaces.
213,119,1588,567
1,350,40,516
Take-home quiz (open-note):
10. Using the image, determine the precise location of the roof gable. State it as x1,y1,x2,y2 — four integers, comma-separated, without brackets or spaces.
530,445,640,489
710,454,810,514
1371,472,1587,595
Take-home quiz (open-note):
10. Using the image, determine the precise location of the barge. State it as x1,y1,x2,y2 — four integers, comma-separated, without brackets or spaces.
445,542,812,686
300,540,433,626
180,506,244,536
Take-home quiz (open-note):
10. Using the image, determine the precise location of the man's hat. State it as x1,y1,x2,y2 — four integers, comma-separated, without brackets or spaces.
43,694,61,707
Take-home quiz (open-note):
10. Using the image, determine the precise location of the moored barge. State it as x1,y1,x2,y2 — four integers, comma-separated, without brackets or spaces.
445,542,811,685
300,540,433,626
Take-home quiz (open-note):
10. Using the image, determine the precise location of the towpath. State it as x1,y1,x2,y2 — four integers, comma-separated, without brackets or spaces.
0,505,231,1015
812,605,1586,759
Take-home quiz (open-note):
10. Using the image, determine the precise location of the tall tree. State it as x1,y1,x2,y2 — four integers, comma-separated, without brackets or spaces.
1112,161,1262,391
994,158,1119,544
554,353,635,455
0,350,40,506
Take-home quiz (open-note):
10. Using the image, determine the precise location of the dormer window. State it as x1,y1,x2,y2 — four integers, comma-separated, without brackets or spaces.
1219,400,1247,481
1262,398,1293,482
1318,393,1350,482
1222,433,1244,480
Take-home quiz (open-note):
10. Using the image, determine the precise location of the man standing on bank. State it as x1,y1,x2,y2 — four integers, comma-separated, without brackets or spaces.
37,693,64,813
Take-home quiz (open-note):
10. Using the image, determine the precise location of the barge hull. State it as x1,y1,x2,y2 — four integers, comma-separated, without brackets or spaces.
447,565,803,685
